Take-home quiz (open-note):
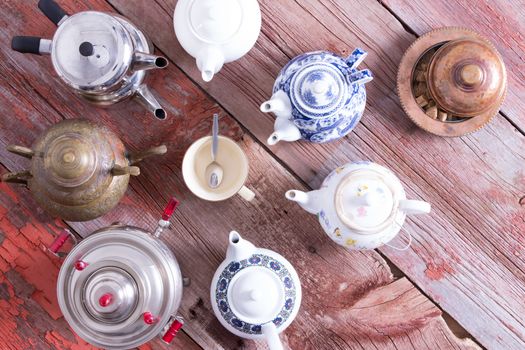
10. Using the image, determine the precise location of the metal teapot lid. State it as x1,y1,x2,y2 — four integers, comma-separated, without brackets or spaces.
290,63,347,118
52,11,133,91
57,226,183,349
335,168,399,234
189,0,244,43
427,38,507,117
31,119,120,205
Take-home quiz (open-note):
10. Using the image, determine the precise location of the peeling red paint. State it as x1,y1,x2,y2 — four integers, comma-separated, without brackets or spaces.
425,261,455,281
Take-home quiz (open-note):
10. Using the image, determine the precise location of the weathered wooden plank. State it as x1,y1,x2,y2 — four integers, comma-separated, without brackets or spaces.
0,0,473,349
107,0,525,348
380,0,525,132
0,171,200,350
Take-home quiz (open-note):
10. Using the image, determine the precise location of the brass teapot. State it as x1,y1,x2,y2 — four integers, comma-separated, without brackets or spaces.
2,119,166,221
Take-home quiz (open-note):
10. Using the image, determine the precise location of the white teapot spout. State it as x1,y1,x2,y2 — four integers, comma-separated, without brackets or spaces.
285,189,323,215
226,231,256,262
196,47,225,82
261,91,301,145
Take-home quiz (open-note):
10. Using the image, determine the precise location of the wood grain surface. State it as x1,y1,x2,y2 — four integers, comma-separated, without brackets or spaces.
0,0,521,349
107,0,525,349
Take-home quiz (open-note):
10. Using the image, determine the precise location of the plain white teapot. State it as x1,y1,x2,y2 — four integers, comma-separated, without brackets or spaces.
211,231,301,350
286,162,431,250
174,0,261,82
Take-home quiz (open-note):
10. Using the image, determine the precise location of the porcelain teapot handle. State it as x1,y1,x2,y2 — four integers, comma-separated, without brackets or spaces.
399,200,431,215
346,48,368,70
385,229,413,251
262,323,284,350
38,0,68,26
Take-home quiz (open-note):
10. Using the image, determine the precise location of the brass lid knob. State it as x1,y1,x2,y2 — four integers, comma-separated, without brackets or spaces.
44,133,98,187
427,38,507,117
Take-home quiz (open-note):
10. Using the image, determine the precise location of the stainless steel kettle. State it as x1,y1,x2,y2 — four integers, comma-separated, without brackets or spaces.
12,0,169,119
49,198,185,349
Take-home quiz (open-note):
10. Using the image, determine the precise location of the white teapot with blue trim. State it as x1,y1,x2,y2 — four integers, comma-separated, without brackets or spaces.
211,231,301,350
260,49,373,145
286,162,431,250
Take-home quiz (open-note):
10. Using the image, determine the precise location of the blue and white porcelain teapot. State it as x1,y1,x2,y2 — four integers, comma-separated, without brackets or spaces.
211,231,301,350
260,49,373,145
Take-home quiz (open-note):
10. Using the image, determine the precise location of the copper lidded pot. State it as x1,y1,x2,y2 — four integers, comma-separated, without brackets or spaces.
398,27,507,136
49,198,185,349
2,119,166,221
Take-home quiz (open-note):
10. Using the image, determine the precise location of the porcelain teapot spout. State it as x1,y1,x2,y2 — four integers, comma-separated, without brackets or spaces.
196,47,225,82
132,52,169,72
226,231,256,262
285,189,323,214
261,91,301,145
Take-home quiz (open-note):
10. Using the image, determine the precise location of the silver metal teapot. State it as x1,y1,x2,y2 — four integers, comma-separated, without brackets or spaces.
49,198,185,349
12,0,169,119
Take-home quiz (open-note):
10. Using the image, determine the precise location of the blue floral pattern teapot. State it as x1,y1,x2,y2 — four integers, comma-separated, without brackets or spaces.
260,49,373,145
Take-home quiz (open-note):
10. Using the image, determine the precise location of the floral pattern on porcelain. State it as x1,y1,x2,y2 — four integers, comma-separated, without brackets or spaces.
316,162,408,250
214,254,298,335
272,49,372,143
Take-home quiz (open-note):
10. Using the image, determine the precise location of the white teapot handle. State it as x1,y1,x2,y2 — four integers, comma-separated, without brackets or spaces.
262,323,283,350
399,200,431,215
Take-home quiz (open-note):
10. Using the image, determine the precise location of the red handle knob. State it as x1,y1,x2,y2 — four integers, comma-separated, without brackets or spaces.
98,293,113,307
162,197,180,221
143,312,157,325
74,260,88,271
48,230,71,254
162,317,184,344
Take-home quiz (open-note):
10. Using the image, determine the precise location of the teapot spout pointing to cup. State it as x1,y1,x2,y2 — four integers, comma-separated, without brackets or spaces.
261,91,301,145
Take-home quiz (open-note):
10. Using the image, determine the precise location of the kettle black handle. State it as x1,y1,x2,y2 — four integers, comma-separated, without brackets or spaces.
38,0,68,25
12,36,43,55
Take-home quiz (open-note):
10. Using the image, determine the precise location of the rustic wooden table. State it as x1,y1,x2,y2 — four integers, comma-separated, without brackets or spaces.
0,0,523,349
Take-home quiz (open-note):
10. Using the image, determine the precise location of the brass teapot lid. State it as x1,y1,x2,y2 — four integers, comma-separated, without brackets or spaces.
427,38,506,117
2,119,167,221
397,27,507,137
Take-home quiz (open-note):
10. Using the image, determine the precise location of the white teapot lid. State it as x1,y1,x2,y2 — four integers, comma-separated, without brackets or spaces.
335,169,398,233
189,0,244,44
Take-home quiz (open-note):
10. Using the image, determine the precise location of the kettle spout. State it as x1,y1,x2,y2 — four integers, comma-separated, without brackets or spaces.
261,91,299,145
133,51,169,72
196,47,225,82
285,189,323,215
135,85,167,120
226,231,256,262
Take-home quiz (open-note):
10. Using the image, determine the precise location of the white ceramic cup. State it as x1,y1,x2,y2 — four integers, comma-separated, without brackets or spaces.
182,136,255,201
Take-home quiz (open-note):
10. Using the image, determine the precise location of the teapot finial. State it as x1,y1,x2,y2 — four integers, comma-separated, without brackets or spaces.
226,231,256,262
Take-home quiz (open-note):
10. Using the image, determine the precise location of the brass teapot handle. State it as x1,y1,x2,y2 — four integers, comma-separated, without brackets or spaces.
112,164,141,177
1,170,32,185
7,145,34,159
128,145,167,165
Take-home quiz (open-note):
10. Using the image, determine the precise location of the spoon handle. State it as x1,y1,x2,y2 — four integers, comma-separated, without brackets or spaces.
211,113,219,161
